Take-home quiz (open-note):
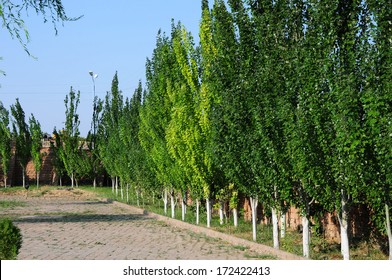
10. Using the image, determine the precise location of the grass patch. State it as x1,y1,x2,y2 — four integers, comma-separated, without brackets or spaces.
0,200,26,209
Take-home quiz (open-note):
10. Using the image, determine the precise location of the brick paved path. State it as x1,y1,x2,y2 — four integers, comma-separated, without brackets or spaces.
0,189,302,260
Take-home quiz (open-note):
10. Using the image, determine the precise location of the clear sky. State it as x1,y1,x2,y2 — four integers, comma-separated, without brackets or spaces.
0,0,203,136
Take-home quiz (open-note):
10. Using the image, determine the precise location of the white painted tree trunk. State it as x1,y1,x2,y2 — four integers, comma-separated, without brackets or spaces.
250,197,258,242
280,212,286,238
93,177,96,189
163,188,168,215
196,199,200,225
384,203,392,260
4,177,7,188
71,172,74,188
181,194,186,221
219,202,224,225
120,183,124,200
206,198,212,228
126,184,129,204
271,208,279,249
302,216,310,258
233,208,238,227
115,177,119,197
111,177,115,193
339,190,350,260
170,189,175,219
136,188,140,206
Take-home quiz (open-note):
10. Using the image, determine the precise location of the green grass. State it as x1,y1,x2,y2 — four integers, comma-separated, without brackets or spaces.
0,200,26,209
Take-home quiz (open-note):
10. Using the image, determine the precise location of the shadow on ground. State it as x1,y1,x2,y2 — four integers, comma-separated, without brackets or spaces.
15,213,151,224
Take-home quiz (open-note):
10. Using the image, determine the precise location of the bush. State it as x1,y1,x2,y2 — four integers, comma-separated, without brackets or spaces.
0,218,22,260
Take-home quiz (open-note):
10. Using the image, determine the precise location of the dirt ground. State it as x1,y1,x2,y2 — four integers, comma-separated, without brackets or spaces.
0,187,302,260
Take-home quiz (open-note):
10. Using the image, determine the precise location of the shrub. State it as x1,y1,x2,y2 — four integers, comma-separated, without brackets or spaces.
0,218,22,260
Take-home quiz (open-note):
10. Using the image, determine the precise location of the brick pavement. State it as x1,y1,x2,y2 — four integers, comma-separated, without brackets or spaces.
0,190,302,260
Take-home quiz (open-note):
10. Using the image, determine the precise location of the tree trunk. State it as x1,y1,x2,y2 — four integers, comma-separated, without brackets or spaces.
280,212,286,238
36,171,40,188
115,177,119,197
219,202,224,225
93,177,96,189
4,177,7,188
111,177,115,193
250,196,258,242
71,172,74,188
233,208,238,227
181,195,186,221
170,188,175,219
385,203,392,260
22,166,26,189
271,207,279,249
302,215,310,258
120,183,124,200
126,184,129,204
136,188,140,207
338,190,350,260
206,198,212,228
196,199,200,225
163,188,168,215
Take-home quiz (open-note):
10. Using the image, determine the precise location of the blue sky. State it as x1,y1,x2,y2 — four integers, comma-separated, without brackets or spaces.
0,0,203,136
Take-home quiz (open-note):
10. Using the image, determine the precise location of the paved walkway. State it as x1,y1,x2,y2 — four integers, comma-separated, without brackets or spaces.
0,189,302,260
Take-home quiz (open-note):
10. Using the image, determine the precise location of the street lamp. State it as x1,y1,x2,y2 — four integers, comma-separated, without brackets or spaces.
89,70,98,99
89,70,99,188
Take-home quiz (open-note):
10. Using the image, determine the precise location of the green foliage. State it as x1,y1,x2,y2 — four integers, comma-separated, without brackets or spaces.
10,98,31,188
59,88,81,187
0,102,11,186
0,0,80,56
0,218,22,260
29,114,43,187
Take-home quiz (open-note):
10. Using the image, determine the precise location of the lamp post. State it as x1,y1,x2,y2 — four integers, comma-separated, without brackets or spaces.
89,71,98,99
89,71,98,188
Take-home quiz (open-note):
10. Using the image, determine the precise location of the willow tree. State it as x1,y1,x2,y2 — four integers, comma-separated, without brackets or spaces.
29,114,43,188
0,102,11,187
10,98,31,188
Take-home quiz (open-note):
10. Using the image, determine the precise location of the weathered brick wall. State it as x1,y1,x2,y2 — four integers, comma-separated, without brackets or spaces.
0,143,56,187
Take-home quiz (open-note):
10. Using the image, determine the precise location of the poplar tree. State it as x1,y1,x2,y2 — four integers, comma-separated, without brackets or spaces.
29,114,43,188
362,0,392,259
0,102,11,187
60,88,81,188
98,72,123,194
139,31,178,217
10,98,31,188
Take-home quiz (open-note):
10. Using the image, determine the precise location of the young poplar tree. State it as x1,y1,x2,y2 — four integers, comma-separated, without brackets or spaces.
10,98,31,188
60,88,81,188
98,72,123,194
362,0,392,259
29,114,43,188
0,102,11,187
139,31,179,217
